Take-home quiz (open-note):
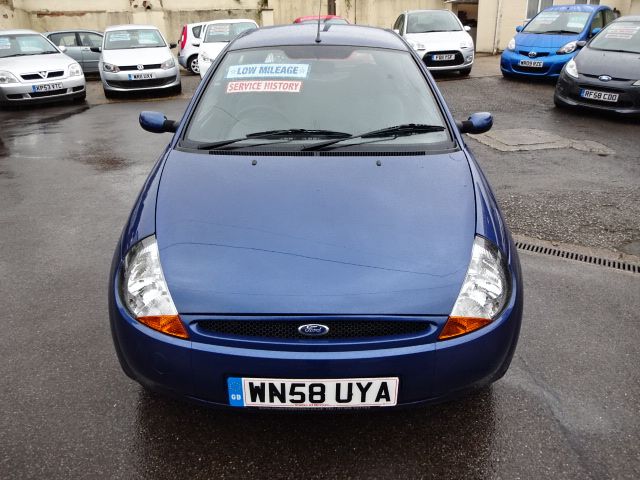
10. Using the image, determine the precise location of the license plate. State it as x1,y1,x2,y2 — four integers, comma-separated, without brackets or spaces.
518,59,544,68
432,54,455,61
31,83,63,92
227,377,399,408
580,89,619,103
128,73,154,80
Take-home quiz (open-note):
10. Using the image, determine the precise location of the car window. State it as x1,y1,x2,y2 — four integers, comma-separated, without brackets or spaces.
192,25,203,38
0,33,58,58
604,10,615,25
406,11,461,34
49,32,78,47
399,15,405,34
185,45,451,150
393,16,402,31
523,11,590,34
79,32,102,48
104,29,166,50
591,11,604,30
589,21,640,53
203,22,256,43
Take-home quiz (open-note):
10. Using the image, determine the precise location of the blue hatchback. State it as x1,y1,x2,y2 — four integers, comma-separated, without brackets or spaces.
109,24,523,409
501,4,614,79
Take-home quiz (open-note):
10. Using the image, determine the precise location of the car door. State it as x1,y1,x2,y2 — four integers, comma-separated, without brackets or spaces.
78,32,103,73
48,32,82,64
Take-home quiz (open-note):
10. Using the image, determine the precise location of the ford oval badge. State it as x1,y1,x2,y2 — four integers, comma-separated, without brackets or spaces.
298,324,330,337
599,75,612,82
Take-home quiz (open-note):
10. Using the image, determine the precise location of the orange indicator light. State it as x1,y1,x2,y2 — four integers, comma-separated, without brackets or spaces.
438,316,492,340
137,315,189,339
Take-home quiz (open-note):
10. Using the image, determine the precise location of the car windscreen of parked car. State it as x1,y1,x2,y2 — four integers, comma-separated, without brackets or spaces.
0,33,58,58
104,29,165,50
588,20,640,53
203,22,256,43
407,11,461,33
524,11,590,34
184,45,450,150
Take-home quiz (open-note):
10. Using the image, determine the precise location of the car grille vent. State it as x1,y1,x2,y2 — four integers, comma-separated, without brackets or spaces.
423,50,464,67
206,150,428,157
29,89,67,98
197,320,432,340
518,51,550,58
119,64,162,71
583,74,630,82
21,70,64,80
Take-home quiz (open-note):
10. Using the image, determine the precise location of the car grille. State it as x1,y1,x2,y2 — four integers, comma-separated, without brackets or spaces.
106,76,176,89
583,73,631,82
21,70,64,80
423,50,464,67
518,51,550,58
513,65,549,74
119,64,163,71
197,319,432,340
29,88,68,98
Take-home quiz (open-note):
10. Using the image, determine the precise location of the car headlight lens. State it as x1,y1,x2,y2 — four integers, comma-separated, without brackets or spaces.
0,70,18,84
557,41,577,55
439,236,510,340
69,63,83,77
121,235,188,339
460,41,473,49
507,37,516,51
103,62,120,73
565,59,579,79
161,57,175,70
633,80,640,86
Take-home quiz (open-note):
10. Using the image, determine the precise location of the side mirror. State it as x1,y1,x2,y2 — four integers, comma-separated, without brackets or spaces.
58,45,67,53
457,112,493,135
192,41,201,47
392,29,400,35
516,25,524,33
464,26,471,32
576,40,587,48
169,42,177,49
139,111,179,134
590,27,602,37
90,46,102,53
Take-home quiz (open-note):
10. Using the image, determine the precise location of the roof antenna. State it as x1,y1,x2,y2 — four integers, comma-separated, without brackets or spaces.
315,0,322,43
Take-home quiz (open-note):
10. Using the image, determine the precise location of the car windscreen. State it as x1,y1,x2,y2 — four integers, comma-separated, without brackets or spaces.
0,34,58,58
203,23,256,43
406,11,461,33
104,29,165,50
589,21,640,53
184,45,451,151
524,11,590,34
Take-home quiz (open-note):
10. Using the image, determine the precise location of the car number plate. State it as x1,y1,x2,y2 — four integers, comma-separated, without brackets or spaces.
518,59,544,68
227,377,399,408
31,82,63,92
128,73,154,80
432,54,456,61
580,89,619,103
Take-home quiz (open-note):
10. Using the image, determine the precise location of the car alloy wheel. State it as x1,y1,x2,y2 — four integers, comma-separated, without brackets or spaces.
189,56,199,74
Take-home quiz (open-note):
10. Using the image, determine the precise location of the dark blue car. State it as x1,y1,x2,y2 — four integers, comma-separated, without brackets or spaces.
501,4,615,79
109,24,523,409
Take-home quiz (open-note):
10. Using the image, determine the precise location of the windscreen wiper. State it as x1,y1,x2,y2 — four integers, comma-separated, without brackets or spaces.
540,30,579,34
301,124,446,151
195,129,351,150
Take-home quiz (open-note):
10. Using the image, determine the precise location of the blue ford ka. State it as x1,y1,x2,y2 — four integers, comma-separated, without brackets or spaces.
109,24,523,409
501,4,614,79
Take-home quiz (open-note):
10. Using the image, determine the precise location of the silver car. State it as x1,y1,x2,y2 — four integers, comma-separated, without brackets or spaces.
45,30,103,74
0,29,86,106
96,25,181,98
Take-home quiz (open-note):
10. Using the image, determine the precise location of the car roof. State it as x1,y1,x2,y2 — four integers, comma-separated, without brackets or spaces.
405,10,453,14
205,18,258,25
543,4,608,13
105,24,159,32
294,15,345,22
229,24,407,51
614,15,640,22
45,30,102,35
0,29,41,35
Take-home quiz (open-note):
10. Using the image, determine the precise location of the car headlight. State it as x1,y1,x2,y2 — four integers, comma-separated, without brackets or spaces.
564,59,579,79
408,40,426,50
507,37,516,51
460,41,473,49
69,63,83,77
633,80,640,86
439,236,510,340
103,63,120,73
120,235,188,339
557,41,577,55
161,57,175,70
0,70,18,84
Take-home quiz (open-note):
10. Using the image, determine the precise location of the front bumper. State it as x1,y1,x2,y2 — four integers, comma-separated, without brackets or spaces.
109,257,523,409
101,66,181,92
198,58,212,78
0,75,85,105
415,48,474,71
555,72,640,116
501,49,574,78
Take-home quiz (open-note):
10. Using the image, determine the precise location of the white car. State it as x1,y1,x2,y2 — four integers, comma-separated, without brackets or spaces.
393,10,475,75
0,29,86,106
198,19,259,79
97,25,181,98
177,21,207,74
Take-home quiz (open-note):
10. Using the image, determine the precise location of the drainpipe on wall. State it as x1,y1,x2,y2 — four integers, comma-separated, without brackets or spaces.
493,0,504,55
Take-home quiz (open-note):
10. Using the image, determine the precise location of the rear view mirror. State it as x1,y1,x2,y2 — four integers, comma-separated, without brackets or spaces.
576,40,587,48
457,112,493,135
90,46,102,53
464,26,471,32
139,111,179,134
590,27,602,37
516,25,524,33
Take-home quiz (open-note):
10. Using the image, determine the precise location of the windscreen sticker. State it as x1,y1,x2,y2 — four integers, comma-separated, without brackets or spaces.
226,80,303,93
604,25,640,39
138,32,159,44
535,12,560,24
211,24,231,33
110,32,131,41
0,38,10,49
226,63,310,79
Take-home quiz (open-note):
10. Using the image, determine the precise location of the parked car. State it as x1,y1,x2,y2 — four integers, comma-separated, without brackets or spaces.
95,25,181,98
177,22,206,74
393,10,475,75
45,30,103,74
110,24,522,409
293,15,349,25
197,19,258,78
0,29,86,106
554,15,640,117
501,4,614,79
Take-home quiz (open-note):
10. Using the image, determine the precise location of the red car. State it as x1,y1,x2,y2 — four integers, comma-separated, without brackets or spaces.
293,15,349,25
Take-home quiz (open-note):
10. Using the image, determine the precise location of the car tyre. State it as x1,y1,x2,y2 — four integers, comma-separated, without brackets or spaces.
103,88,116,100
553,93,567,109
188,55,199,75
459,67,472,77
73,91,87,103
172,82,183,96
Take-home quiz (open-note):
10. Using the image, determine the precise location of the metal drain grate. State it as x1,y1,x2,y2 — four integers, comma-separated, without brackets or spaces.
515,242,640,274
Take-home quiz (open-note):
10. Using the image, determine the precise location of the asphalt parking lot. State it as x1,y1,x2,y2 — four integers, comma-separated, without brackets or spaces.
1,64,639,479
